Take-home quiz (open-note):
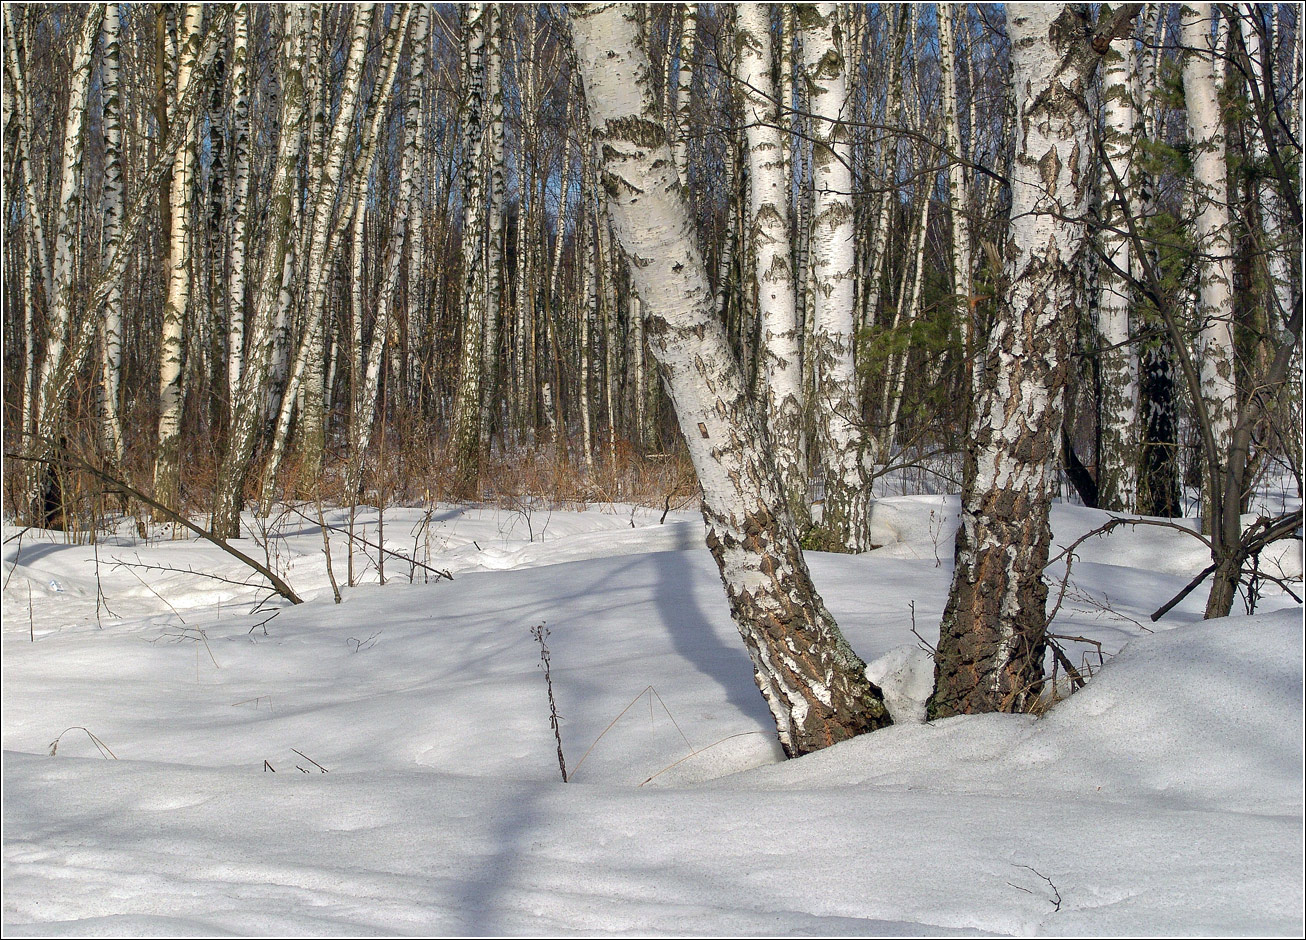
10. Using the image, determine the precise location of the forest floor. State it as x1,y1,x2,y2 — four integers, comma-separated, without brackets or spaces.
2,496,1302,936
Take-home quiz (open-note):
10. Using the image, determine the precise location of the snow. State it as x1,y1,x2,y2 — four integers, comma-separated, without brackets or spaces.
3,498,1302,936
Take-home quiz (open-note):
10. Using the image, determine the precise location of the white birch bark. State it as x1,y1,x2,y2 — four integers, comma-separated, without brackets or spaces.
673,3,697,177
3,7,52,307
211,6,311,539
737,3,807,526
451,2,489,497
226,3,251,397
1096,4,1141,512
21,6,104,521
259,4,379,510
153,4,204,519
938,4,974,359
99,3,126,468
930,4,1102,717
1181,3,1237,531
569,2,890,756
479,6,506,456
801,3,869,551
347,6,429,500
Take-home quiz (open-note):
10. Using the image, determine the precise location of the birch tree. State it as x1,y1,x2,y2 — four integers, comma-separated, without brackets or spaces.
929,4,1131,717
17,6,105,525
258,4,378,510
153,4,205,519
1181,2,1237,532
1095,3,1141,512
451,3,491,499
211,7,311,540
736,3,806,528
938,4,974,367
801,3,870,552
99,4,126,470
346,7,430,502
568,1,891,756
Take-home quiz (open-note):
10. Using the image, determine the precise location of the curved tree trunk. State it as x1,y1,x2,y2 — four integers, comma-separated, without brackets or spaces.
568,2,890,757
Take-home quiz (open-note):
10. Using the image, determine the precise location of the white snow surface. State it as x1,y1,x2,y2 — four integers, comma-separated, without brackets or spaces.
3,499,1302,936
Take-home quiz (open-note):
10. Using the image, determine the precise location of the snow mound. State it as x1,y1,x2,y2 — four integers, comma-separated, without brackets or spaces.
729,609,1304,816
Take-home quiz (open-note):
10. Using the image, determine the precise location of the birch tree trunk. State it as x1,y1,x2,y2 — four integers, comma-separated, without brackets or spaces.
1181,2,1236,533
258,3,379,511
153,4,205,521
478,6,506,459
1237,9,1294,337
568,2,891,756
226,3,251,399
1095,4,1141,512
737,3,807,528
451,2,489,498
801,3,870,552
19,6,104,525
938,4,973,357
99,3,126,470
929,4,1103,718
673,3,697,178
347,7,429,501
210,6,311,540
859,7,904,342
1134,3,1181,517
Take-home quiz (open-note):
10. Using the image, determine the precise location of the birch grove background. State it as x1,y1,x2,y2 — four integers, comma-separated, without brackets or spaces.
3,3,1301,558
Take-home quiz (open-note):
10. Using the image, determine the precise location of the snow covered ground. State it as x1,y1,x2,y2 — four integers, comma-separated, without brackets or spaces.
3,498,1303,936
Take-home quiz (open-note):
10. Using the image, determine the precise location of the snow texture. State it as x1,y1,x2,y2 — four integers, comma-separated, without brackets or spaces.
3,499,1302,936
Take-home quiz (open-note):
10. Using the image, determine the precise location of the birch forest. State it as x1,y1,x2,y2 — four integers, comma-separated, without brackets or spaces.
3,4,1303,735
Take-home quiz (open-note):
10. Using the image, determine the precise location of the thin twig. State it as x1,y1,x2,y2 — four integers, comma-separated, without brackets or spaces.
291,748,329,772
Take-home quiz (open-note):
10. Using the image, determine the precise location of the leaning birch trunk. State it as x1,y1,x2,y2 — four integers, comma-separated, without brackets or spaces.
210,7,311,540
20,6,104,525
800,3,870,552
568,2,891,757
153,4,204,522
1181,2,1236,534
1095,4,1141,512
928,4,1100,718
737,3,807,528
99,3,126,469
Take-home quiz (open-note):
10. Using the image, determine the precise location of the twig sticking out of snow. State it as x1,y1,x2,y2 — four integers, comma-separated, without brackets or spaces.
531,624,568,782
49,727,117,759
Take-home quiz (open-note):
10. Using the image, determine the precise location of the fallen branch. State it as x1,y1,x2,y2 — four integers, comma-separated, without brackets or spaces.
5,449,303,604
